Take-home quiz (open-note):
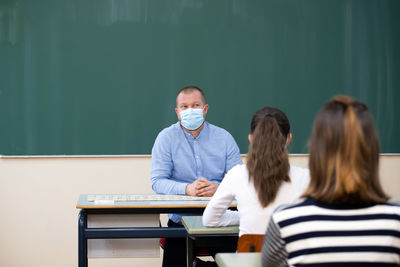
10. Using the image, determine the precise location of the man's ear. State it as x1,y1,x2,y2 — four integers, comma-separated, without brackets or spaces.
175,107,181,121
203,104,209,117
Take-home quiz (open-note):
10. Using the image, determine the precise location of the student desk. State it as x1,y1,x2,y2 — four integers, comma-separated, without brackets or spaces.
215,252,262,267
182,216,239,267
76,194,237,267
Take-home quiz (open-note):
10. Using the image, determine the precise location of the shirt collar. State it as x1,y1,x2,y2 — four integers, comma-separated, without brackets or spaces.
177,121,208,140
305,197,378,210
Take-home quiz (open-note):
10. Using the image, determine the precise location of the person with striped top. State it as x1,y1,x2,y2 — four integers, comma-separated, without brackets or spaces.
262,95,400,267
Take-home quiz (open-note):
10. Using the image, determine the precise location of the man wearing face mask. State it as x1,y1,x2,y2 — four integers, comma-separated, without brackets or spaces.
151,85,242,267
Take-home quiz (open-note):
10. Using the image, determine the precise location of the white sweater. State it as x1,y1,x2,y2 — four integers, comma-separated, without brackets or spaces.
202,164,310,237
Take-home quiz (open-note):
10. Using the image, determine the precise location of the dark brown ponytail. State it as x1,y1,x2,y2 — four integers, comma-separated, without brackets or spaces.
246,107,290,207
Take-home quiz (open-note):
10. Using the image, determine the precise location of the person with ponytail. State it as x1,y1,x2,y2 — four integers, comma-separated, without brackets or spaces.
202,107,310,251
262,95,400,267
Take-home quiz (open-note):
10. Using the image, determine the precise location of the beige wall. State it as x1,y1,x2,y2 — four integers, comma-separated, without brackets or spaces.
0,154,399,267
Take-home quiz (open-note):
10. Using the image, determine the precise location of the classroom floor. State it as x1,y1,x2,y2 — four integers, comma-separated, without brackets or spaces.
88,247,215,267
89,252,163,267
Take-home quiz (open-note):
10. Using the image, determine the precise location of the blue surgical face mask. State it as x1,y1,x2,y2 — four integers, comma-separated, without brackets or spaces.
179,108,204,130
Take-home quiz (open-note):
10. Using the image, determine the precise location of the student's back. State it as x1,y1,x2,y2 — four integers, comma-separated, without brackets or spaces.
203,107,310,241
267,198,400,266
203,164,309,236
262,95,400,266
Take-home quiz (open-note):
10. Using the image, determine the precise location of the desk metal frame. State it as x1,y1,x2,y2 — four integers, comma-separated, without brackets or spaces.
186,234,238,267
78,206,206,267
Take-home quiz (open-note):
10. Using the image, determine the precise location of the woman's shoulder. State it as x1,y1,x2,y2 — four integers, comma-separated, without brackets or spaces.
289,165,310,181
272,198,310,217
226,164,248,178
289,165,309,175
380,201,400,214
288,165,310,192
222,164,249,184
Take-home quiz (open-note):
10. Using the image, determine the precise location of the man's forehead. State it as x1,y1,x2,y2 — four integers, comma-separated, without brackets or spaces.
176,91,203,104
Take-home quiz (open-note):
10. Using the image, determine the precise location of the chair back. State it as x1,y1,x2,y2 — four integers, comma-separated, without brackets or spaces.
237,234,264,252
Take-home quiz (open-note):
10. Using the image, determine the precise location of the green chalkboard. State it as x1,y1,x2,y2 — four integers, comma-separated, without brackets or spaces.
1,0,399,155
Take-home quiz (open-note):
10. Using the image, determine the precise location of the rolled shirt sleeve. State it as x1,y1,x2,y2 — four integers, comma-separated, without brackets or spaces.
150,129,188,195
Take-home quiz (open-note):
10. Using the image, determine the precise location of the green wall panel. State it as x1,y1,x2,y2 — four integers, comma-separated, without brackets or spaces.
0,0,399,155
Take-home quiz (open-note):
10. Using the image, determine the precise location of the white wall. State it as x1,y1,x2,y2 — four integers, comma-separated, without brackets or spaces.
0,154,398,267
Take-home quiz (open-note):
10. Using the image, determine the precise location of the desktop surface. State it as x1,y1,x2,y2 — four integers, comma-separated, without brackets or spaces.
215,252,261,267
182,216,239,235
76,194,213,209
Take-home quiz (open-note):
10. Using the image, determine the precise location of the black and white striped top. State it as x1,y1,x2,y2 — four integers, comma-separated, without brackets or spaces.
262,198,400,267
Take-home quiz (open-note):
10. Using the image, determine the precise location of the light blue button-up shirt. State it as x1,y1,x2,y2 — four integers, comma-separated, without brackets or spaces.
151,121,243,223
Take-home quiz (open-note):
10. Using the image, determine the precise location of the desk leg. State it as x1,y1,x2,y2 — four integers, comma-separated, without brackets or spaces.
186,236,194,267
78,210,88,267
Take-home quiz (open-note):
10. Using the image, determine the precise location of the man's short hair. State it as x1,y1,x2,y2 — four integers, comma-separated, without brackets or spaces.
176,86,206,106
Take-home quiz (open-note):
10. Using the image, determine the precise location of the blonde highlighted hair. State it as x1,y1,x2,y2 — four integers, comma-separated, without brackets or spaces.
303,95,388,204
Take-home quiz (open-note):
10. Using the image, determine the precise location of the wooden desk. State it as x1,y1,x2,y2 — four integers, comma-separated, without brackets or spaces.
215,252,262,267
182,216,239,267
76,194,213,267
